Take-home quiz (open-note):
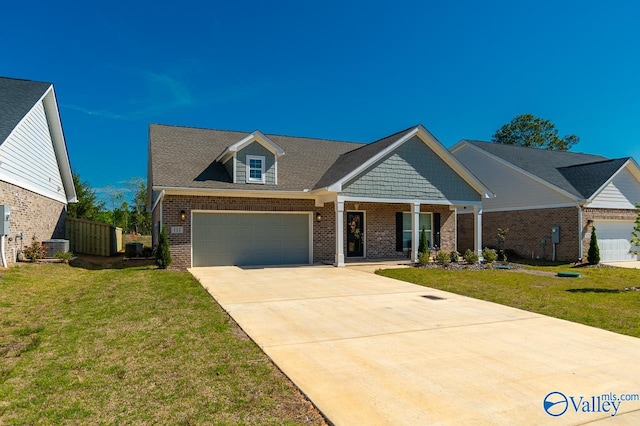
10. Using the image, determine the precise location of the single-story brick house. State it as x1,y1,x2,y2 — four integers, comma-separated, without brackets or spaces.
452,140,640,262
0,77,77,266
148,124,492,269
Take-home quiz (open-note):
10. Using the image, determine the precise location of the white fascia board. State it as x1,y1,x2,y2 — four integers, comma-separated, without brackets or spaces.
151,189,165,213
414,128,494,199
214,130,285,163
42,87,77,203
154,186,317,199
330,127,420,192
585,159,629,203
0,170,67,204
1,85,76,204
326,127,494,199
339,195,483,207
587,158,640,203
457,141,580,202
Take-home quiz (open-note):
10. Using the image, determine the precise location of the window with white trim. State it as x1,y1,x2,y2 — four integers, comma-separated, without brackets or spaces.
402,213,432,250
246,155,265,184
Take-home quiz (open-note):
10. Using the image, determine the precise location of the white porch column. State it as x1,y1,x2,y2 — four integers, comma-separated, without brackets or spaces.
411,202,420,263
473,205,483,260
335,200,345,267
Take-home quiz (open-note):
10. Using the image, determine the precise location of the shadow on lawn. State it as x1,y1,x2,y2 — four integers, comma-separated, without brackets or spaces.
566,288,622,294
70,253,157,270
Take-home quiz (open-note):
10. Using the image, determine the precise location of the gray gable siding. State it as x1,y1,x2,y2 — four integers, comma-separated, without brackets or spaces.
236,142,276,185
342,136,480,202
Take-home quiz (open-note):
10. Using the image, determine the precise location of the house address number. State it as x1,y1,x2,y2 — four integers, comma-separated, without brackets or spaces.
171,226,184,234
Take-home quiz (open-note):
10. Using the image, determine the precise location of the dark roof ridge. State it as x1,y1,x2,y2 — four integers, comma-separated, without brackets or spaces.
0,75,52,85
149,122,363,145
464,139,603,158
340,124,419,155
557,157,631,169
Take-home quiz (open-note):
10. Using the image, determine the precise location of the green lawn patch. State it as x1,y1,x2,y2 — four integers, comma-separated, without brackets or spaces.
0,262,325,425
377,265,640,338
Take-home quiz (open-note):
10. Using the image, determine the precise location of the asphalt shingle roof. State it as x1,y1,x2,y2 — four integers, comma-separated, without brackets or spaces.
463,140,627,199
0,77,52,144
149,124,366,191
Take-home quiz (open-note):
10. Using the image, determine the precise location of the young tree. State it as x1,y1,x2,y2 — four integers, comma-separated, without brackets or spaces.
67,173,105,221
587,226,600,265
492,113,579,151
155,225,172,269
126,177,151,235
631,204,640,255
418,225,428,255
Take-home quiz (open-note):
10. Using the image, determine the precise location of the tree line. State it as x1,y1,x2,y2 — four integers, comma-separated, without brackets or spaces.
67,174,151,235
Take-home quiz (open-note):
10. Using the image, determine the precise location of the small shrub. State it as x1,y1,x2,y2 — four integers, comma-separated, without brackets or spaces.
435,251,451,266
418,252,431,265
155,226,172,269
23,236,47,261
55,251,73,262
504,249,519,261
588,225,600,265
463,249,479,265
482,248,498,263
450,251,460,263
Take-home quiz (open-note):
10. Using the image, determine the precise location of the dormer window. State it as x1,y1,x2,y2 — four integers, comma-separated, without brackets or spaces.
246,155,265,184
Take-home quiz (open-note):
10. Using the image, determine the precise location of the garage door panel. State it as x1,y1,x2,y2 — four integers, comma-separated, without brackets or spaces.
596,221,638,262
192,212,310,267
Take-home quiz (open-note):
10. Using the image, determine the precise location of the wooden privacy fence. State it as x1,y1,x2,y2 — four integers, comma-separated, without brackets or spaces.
65,218,122,256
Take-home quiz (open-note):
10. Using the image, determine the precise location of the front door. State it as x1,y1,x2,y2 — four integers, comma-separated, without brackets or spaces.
346,212,364,257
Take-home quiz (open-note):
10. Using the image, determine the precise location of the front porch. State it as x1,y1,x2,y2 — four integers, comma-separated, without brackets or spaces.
322,198,484,267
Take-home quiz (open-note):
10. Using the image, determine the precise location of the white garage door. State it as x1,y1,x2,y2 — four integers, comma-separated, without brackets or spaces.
192,212,311,267
595,221,639,262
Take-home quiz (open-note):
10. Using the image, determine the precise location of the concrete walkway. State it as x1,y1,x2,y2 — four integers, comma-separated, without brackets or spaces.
189,265,640,425
603,260,640,269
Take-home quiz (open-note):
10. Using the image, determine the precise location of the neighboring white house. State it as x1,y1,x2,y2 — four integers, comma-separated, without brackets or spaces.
452,140,640,263
0,76,77,265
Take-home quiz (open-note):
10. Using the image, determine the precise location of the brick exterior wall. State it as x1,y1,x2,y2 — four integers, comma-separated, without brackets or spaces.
160,195,457,269
458,207,640,262
581,208,639,259
0,180,66,266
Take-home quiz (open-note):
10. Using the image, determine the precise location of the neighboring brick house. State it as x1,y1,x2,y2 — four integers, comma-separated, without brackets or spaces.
148,124,492,269
0,77,77,266
452,141,640,263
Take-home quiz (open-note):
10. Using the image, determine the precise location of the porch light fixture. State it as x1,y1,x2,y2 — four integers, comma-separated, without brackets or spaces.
180,210,186,221
315,212,322,222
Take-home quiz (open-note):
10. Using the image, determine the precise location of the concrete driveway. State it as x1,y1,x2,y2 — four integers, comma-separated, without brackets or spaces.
189,265,640,425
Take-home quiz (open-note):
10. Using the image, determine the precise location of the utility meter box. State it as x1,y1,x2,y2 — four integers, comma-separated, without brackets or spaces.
551,225,560,244
0,205,9,235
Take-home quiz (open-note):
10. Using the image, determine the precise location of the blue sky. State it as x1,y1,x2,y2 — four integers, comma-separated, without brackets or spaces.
3,1,640,201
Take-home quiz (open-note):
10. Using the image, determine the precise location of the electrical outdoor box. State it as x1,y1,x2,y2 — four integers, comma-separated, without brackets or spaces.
551,226,560,244
0,205,9,235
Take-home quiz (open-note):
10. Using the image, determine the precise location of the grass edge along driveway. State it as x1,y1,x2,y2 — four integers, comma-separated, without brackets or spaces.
377,264,640,338
0,262,326,425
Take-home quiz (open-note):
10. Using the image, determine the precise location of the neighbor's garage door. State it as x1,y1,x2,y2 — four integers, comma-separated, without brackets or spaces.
596,221,638,262
192,212,311,267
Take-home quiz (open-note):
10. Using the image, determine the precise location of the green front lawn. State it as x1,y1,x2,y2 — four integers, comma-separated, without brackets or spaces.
377,264,640,338
0,262,325,425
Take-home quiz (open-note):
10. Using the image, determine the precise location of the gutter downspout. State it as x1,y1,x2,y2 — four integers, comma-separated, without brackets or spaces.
577,200,588,261
151,190,165,245
1,236,6,268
